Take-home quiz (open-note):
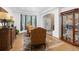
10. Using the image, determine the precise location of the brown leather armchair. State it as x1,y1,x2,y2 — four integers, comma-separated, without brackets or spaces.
30,27,46,46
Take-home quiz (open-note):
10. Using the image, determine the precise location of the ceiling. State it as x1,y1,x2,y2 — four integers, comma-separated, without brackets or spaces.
9,7,51,14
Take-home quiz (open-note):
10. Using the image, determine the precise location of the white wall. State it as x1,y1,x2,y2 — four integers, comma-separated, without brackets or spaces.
53,8,60,38
37,14,43,27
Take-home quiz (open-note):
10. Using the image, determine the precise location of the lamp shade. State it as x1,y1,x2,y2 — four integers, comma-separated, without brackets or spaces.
0,12,6,19
0,12,10,20
5,13,11,20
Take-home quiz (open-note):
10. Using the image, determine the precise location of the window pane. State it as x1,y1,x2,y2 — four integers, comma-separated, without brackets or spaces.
32,16,36,28
26,15,31,25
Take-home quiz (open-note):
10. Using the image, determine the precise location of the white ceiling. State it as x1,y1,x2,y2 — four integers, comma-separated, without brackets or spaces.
9,7,51,14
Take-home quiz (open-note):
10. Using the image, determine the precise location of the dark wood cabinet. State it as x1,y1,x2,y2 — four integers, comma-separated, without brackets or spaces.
0,28,16,50
61,8,79,46
0,28,11,50
10,28,16,47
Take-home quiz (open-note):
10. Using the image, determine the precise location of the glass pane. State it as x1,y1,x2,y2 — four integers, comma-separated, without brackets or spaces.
26,15,31,25
75,13,79,45
32,16,36,28
63,15,67,40
63,14,73,43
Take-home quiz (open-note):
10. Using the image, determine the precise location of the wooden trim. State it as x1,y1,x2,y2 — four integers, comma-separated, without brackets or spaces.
61,14,63,39
61,37,79,47
0,7,8,13
73,11,75,43
61,8,79,15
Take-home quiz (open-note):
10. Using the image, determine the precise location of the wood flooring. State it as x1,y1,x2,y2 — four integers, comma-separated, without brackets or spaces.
10,33,79,51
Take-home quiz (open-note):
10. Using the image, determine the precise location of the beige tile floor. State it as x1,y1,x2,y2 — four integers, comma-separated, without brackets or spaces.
10,34,79,51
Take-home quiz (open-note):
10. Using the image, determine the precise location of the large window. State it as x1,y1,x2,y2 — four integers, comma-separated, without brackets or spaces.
20,14,37,31
31,16,37,28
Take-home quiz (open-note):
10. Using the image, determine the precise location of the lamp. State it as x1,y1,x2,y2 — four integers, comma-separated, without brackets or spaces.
0,12,11,28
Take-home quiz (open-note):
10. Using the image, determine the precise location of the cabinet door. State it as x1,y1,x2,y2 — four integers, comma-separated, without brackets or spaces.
0,40,1,50
74,13,79,45
63,14,73,43
62,15,67,40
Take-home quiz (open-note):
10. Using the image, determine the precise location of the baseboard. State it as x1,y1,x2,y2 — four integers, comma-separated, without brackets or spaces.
47,34,60,40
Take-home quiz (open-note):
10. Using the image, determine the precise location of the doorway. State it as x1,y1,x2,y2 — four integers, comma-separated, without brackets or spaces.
43,14,54,36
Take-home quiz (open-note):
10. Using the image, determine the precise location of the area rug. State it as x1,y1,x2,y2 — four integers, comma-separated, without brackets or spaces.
23,32,46,51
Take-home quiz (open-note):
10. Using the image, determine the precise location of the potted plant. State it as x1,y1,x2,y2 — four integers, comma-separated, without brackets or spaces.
16,29,19,35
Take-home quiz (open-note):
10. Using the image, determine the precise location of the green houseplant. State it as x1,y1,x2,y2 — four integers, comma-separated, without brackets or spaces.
16,29,19,35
